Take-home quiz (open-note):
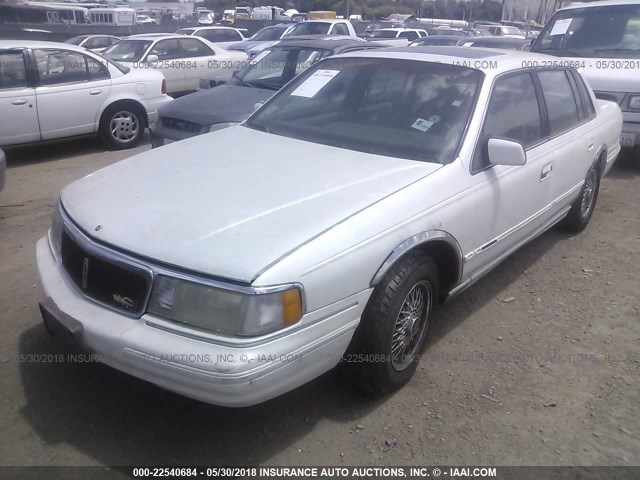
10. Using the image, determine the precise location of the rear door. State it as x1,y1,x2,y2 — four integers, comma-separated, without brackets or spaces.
536,69,596,215
178,38,217,91
33,48,112,139
147,39,184,92
0,49,40,146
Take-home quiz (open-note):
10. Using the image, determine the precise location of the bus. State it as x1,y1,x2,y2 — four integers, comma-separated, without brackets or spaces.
89,8,137,26
1,2,90,24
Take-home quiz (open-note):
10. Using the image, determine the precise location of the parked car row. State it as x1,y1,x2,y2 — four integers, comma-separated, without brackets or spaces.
36,46,624,407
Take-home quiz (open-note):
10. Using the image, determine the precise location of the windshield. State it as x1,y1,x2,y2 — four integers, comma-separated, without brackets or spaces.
371,30,398,39
65,36,86,46
246,58,482,164
286,22,331,36
235,47,329,90
103,40,152,62
251,26,288,41
533,4,640,58
502,27,521,35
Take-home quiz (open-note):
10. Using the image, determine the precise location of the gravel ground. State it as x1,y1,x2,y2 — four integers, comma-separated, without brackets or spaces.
0,137,638,471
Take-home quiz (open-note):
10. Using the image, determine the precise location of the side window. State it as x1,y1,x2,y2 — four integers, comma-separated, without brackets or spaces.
538,70,580,135
179,38,213,57
473,72,543,171
86,55,110,80
332,23,349,36
85,37,110,49
572,71,596,119
400,31,419,41
149,39,181,60
0,51,28,89
34,49,88,85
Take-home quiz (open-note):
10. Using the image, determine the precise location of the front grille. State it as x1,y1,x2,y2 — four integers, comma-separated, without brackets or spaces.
161,116,203,134
60,231,151,316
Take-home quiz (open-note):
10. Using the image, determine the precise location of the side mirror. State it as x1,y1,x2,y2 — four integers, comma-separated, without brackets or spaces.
146,54,159,64
487,138,527,166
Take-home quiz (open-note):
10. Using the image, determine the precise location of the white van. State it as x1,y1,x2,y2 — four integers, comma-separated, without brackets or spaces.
531,0,640,160
89,8,136,26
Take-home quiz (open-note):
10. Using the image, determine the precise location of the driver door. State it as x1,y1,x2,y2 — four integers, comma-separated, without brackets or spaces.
461,71,555,277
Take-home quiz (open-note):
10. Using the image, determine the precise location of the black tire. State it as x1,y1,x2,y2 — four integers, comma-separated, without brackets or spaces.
561,163,601,233
344,251,439,394
99,102,145,150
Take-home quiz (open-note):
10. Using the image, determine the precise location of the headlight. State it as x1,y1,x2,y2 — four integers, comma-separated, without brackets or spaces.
50,201,64,256
148,275,303,336
627,95,640,111
208,122,235,132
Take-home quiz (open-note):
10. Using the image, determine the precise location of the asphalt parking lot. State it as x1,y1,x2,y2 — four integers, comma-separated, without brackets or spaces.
0,137,639,470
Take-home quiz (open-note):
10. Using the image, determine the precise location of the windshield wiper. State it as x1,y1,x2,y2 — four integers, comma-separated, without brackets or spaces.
531,47,583,57
593,47,640,53
244,81,280,91
232,70,255,88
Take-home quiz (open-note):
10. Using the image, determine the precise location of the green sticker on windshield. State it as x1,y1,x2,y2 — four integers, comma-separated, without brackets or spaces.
411,118,433,132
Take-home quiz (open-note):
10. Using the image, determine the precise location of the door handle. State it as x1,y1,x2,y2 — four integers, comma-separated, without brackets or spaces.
12,99,27,105
89,90,102,95
588,143,594,152
540,162,553,181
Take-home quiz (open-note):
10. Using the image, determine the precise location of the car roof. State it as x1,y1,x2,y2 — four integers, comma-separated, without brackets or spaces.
189,26,240,31
418,35,466,41
559,0,640,10
0,39,88,51
335,46,558,76
467,37,529,44
378,27,425,31
298,19,347,24
280,34,365,42
123,34,185,41
272,37,386,50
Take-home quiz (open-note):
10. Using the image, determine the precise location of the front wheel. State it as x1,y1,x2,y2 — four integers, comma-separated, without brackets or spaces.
561,164,601,233
344,252,439,394
99,104,145,150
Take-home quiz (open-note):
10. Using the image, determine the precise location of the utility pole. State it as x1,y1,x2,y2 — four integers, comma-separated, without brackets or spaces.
346,0,350,19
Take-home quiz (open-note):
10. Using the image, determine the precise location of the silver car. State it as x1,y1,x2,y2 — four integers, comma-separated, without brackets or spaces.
36,48,622,407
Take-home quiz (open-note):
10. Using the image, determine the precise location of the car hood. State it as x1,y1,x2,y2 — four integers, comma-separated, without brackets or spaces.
227,40,268,51
158,85,275,125
61,127,440,283
578,61,639,92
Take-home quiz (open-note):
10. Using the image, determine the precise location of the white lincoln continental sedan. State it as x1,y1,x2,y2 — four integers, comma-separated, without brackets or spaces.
36,48,623,407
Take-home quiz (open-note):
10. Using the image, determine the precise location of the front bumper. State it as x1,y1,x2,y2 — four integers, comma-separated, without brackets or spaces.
148,122,204,148
140,95,174,128
36,236,365,407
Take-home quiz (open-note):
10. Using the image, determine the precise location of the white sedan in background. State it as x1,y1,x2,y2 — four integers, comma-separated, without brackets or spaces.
64,35,121,53
175,26,246,49
103,35,248,95
0,40,172,149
